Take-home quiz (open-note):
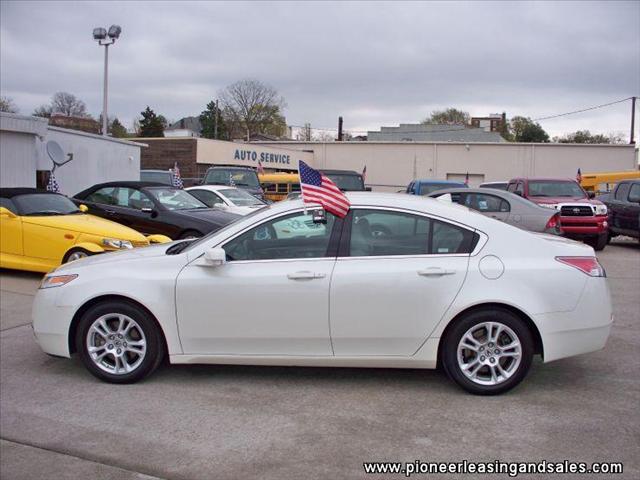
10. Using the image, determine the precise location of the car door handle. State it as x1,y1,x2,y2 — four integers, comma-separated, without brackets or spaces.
105,209,116,215
417,267,455,276
287,271,326,280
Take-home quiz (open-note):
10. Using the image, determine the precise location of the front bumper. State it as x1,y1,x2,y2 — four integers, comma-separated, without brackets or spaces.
560,214,608,237
32,287,74,358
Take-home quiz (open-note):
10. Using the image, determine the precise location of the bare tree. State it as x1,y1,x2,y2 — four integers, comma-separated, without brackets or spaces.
0,96,18,113
33,105,53,118
219,79,286,139
422,108,470,125
50,92,89,117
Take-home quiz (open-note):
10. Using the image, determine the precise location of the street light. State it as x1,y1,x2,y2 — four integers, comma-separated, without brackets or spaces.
93,24,122,136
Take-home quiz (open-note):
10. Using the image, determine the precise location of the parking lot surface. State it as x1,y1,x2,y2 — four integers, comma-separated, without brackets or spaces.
1,240,639,479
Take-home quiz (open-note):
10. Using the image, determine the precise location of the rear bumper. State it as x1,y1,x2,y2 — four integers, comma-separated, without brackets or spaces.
560,214,608,237
534,277,613,362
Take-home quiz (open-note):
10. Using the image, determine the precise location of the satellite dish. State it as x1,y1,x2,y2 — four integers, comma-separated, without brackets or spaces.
46,141,72,168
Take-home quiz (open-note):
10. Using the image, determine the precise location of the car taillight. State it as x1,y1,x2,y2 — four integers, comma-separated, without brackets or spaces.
546,213,561,231
555,256,605,277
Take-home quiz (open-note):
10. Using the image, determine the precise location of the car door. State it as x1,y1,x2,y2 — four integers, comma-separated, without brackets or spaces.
624,182,640,234
79,186,118,218
610,183,631,234
0,198,22,257
464,192,510,222
108,187,163,235
329,208,475,356
175,208,341,355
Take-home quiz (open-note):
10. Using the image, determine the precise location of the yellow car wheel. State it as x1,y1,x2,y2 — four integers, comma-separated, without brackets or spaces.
63,248,93,264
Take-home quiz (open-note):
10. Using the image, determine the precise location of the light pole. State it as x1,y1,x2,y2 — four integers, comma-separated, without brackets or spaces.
93,25,122,136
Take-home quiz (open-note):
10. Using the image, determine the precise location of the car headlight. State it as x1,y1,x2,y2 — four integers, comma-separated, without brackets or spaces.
40,274,78,289
102,238,133,249
594,204,607,216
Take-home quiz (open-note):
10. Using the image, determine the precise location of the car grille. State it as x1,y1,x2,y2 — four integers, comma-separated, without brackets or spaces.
560,205,593,217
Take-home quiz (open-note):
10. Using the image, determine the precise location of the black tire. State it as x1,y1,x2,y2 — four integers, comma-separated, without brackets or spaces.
178,230,203,240
442,308,534,395
63,248,93,264
75,301,164,384
585,233,607,251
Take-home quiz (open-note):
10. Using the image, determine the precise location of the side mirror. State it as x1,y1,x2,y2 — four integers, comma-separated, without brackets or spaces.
0,207,17,218
79,204,89,213
203,247,226,266
587,191,595,199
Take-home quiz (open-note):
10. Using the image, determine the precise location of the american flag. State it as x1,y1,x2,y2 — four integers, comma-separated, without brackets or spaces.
576,168,582,183
362,165,367,182
299,161,350,218
464,172,469,185
171,162,184,189
46,171,60,193
257,159,265,175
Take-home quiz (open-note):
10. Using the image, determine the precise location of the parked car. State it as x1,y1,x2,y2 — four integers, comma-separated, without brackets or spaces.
406,179,468,196
140,169,172,185
185,185,267,215
33,193,612,395
428,188,562,234
507,177,609,250
202,166,265,200
0,188,170,273
73,182,240,239
318,169,370,191
479,181,509,190
604,180,640,242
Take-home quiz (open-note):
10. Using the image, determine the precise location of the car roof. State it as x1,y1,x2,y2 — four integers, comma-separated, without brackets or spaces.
187,185,237,192
480,181,508,185
89,181,167,190
509,177,576,182
0,188,60,198
414,179,466,184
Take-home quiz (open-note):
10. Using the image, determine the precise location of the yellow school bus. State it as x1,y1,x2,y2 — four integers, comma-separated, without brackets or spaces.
580,170,640,194
259,172,301,202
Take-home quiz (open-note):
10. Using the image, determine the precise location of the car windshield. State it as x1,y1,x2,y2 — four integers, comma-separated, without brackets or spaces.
419,184,461,195
148,188,208,210
204,169,260,188
528,181,586,197
323,173,364,191
140,171,172,185
12,194,81,216
219,188,265,206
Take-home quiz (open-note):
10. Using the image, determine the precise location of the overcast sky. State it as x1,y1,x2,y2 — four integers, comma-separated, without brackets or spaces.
1,1,639,139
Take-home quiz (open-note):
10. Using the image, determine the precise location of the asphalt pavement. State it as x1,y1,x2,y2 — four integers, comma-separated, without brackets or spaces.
1,239,639,479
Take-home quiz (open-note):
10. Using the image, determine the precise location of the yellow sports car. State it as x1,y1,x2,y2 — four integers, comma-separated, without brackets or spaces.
0,188,171,273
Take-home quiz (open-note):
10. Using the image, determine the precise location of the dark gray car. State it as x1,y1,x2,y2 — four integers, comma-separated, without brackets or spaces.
428,187,562,235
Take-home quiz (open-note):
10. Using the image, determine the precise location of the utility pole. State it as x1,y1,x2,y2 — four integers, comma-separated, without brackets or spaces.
631,96,636,145
214,99,219,140
338,116,343,141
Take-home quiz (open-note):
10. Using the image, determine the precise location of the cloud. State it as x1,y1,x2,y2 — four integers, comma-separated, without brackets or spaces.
1,1,638,139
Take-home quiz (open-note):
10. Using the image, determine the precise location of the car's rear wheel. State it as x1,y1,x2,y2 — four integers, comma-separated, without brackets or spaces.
75,301,164,383
178,230,202,240
63,248,93,263
442,308,534,395
586,233,608,251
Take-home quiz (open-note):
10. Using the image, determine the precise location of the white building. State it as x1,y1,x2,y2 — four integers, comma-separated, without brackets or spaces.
1,112,146,195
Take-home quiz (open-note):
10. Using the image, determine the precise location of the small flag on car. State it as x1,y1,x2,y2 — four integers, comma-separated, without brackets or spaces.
171,162,184,189
257,159,265,175
46,171,60,193
576,168,582,183
299,161,350,218
362,165,367,182
464,172,470,185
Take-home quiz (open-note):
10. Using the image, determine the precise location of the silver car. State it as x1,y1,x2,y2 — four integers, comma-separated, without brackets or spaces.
428,188,562,234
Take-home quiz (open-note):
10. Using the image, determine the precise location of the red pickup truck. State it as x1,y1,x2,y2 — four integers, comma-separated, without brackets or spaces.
507,177,609,250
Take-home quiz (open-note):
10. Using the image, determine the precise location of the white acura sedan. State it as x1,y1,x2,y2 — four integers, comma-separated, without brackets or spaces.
32,193,613,395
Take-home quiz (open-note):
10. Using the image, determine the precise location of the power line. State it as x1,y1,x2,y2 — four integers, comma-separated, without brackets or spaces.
533,97,632,121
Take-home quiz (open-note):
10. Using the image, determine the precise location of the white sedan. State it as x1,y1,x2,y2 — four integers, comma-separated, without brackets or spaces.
186,185,266,215
32,193,613,395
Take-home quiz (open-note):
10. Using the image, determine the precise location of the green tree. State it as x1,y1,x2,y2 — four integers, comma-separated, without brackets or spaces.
422,108,470,125
138,106,166,137
510,116,549,142
0,96,18,113
110,118,129,138
553,130,624,144
199,101,228,139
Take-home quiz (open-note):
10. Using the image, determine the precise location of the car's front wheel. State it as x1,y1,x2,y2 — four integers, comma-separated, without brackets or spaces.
76,301,164,383
442,308,534,395
585,233,608,251
63,248,93,263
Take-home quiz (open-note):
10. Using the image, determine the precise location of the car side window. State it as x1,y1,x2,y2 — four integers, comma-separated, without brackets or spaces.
223,210,336,261
514,182,524,196
349,209,431,256
85,187,116,205
615,183,631,201
0,198,17,214
431,220,476,254
464,193,510,212
190,189,223,207
114,188,154,210
506,183,516,193
628,183,640,203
